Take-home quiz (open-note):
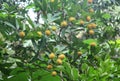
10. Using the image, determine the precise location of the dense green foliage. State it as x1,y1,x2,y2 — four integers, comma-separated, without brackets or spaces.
0,0,120,81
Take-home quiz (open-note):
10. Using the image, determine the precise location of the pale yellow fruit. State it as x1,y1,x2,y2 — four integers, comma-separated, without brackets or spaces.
19,31,25,37
49,53,55,59
37,31,42,37
51,26,57,31
61,21,68,27
89,29,94,35
45,30,51,36
58,54,65,60
69,17,76,22
51,71,57,76
56,59,62,64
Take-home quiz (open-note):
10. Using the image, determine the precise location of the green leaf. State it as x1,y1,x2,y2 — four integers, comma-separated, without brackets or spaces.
71,68,80,80
102,13,111,19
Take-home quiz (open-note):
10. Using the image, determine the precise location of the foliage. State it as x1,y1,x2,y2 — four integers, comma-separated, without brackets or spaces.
0,0,120,81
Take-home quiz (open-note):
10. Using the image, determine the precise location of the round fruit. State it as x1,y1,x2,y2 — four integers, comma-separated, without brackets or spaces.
88,0,93,3
45,30,51,36
90,42,96,47
86,16,91,22
19,31,25,37
69,17,76,22
58,54,65,60
61,21,68,27
47,64,53,69
51,26,57,31
89,8,94,13
80,20,84,25
56,59,62,64
49,53,55,59
37,31,42,37
51,71,57,76
87,24,92,29
89,29,94,35
91,23,96,28
77,51,82,56
50,0,54,3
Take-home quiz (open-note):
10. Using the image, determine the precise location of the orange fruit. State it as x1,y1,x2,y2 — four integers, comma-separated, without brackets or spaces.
91,23,97,28
47,65,53,69
89,29,94,35
56,59,62,64
58,54,65,60
88,0,93,3
90,42,96,47
19,31,25,37
49,53,55,59
61,21,68,27
86,16,91,22
87,24,92,29
51,71,57,76
80,20,84,25
69,17,76,22
77,51,82,56
45,30,51,36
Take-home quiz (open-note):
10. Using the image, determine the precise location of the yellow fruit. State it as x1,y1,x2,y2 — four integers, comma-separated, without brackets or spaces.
89,8,94,13
90,42,96,47
47,64,53,69
45,30,51,36
86,16,91,22
51,71,57,76
88,0,93,3
87,24,92,29
51,26,57,31
56,59,62,64
77,51,82,56
80,20,84,25
50,0,54,3
49,53,55,59
91,23,97,28
61,21,68,27
19,31,25,37
89,29,94,35
69,17,76,22
58,54,65,60
37,31,42,37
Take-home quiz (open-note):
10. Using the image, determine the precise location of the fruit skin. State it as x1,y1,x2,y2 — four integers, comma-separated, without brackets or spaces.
90,42,96,47
88,0,93,3
58,54,65,60
37,31,42,37
87,24,92,29
80,20,84,25
49,53,55,59
86,16,91,22
91,23,96,28
51,71,57,76
69,17,76,22
45,30,51,36
77,51,82,56
19,31,25,37
61,21,68,27
56,59,62,64
50,0,54,3
89,29,94,35
47,65,53,69
51,26,57,31
89,8,94,13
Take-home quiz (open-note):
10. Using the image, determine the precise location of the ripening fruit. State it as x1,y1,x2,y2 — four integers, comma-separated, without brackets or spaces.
89,8,94,13
47,64,53,69
50,0,54,3
45,30,51,36
80,20,84,25
49,53,55,59
61,21,68,27
69,17,76,22
58,54,65,60
90,42,96,47
88,0,93,4
87,24,92,29
91,23,97,28
56,59,62,64
86,16,91,22
19,31,25,37
37,31,42,37
51,71,57,76
51,26,57,31
89,29,94,35
77,51,82,56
